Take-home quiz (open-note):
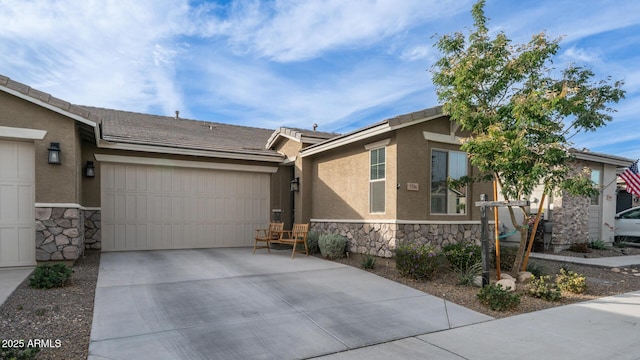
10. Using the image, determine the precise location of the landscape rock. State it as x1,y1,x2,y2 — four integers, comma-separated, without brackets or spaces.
517,271,533,283
473,275,483,287
612,268,621,273
500,273,515,281
496,279,516,292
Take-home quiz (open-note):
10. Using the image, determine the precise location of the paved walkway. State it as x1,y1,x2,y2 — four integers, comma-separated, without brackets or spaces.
0,266,34,307
530,252,640,268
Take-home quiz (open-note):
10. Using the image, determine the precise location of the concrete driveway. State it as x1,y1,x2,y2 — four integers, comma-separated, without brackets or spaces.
88,248,491,360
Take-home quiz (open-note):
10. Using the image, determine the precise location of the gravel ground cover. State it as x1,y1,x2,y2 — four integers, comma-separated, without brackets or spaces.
1,246,639,359
0,250,99,360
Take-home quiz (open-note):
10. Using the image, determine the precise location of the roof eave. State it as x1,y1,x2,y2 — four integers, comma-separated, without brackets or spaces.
572,150,634,167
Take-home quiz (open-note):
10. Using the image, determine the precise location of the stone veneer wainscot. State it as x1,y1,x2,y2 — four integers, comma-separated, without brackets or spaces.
35,206,84,261
311,221,491,258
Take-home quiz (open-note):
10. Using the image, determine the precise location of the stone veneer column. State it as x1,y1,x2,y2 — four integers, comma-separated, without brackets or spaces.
551,193,589,251
83,209,101,250
35,207,85,261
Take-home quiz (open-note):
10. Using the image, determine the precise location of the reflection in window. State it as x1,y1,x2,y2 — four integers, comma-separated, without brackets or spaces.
370,147,385,213
590,168,601,205
431,150,468,214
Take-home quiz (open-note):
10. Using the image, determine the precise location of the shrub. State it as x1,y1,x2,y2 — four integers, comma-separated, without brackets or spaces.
29,263,72,289
443,242,481,272
528,275,562,301
491,245,518,272
568,242,591,253
306,231,320,254
556,268,587,294
360,255,376,269
318,234,347,259
589,240,607,250
455,260,483,286
0,344,40,360
395,243,443,280
526,262,546,278
477,284,521,311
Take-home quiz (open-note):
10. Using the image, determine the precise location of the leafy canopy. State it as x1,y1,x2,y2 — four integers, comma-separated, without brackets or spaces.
432,0,625,201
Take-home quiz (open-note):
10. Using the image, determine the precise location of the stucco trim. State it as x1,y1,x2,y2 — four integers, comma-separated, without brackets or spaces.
35,203,83,208
96,140,283,163
94,154,279,173
311,218,491,225
0,126,47,140
364,138,390,150
422,131,463,144
1,85,97,128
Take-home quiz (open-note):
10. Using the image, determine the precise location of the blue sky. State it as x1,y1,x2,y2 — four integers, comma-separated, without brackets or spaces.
1,0,639,159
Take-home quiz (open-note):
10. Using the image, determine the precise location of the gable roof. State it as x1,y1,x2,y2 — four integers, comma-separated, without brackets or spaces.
300,106,444,157
82,106,282,162
265,127,339,149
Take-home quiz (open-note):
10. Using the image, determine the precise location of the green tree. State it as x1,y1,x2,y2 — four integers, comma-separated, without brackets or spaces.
431,0,625,273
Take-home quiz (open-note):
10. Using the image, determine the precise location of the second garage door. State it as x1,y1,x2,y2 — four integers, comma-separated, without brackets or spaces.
101,162,271,251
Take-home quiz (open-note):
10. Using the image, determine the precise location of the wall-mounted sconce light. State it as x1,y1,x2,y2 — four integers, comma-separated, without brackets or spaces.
290,177,300,192
48,142,61,164
85,161,95,178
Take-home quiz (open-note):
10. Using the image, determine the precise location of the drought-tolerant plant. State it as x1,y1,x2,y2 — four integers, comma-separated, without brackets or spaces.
589,240,607,250
492,245,518,272
455,260,483,286
318,234,347,259
526,262,546,278
395,243,443,280
306,231,320,254
528,275,562,301
29,263,73,289
556,268,587,294
476,284,521,311
0,343,40,360
443,241,481,272
360,255,376,270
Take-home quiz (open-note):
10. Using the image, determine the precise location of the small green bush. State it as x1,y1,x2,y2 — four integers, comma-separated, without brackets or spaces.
491,245,518,272
443,242,481,272
0,344,40,360
306,231,320,254
318,234,347,259
528,275,562,301
477,284,521,311
360,255,376,269
556,268,587,294
568,242,591,253
29,263,72,289
589,240,607,250
526,262,546,278
395,243,443,280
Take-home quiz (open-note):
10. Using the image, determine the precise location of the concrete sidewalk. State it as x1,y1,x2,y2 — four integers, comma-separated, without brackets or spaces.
88,249,492,360
0,267,34,306
530,252,640,268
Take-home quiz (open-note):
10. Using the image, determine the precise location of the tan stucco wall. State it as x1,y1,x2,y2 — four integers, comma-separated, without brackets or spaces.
0,91,80,203
310,134,397,220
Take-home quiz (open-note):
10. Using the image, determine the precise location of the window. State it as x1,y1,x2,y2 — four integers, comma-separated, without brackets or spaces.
431,149,468,214
370,147,385,213
590,168,601,205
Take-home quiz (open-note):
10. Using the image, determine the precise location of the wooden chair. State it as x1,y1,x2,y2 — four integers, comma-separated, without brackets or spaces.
273,223,309,259
253,222,284,254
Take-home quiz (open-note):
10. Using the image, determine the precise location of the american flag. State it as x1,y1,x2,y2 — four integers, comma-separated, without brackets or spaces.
621,160,640,197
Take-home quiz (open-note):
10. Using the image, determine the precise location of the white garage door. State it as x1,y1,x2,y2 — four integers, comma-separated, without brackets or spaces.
0,140,36,267
101,162,271,251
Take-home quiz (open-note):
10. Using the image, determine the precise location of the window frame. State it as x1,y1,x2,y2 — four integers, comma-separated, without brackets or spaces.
369,146,386,214
430,148,468,215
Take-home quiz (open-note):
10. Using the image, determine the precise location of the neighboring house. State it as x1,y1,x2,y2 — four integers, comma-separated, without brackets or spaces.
498,151,633,251
0,74,630,268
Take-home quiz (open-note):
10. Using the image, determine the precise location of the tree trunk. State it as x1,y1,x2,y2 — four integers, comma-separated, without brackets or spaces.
512,227,528,275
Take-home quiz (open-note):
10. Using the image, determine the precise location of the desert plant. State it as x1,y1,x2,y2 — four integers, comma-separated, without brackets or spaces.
455,260,483,286
525,262,546,278
318,234,347,259
476,284,521,311
556,268,587,294
443,241,481,272
29,263,72,289
306,231,320,254
0,344,40,360
360,255,376,270
395,243,443,280
568,242,591,253
589,240,607,250
528,275,562,301
492,245,518,272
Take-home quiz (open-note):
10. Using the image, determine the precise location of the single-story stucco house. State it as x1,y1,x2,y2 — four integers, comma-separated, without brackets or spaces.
0,74,631,267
